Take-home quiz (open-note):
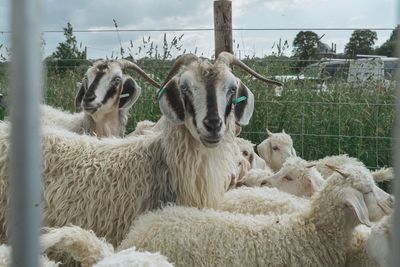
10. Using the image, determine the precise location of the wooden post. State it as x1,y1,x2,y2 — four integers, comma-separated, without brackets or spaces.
213,0,232,58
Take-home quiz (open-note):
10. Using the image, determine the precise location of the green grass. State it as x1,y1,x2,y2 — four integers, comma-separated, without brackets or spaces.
0,59,395,191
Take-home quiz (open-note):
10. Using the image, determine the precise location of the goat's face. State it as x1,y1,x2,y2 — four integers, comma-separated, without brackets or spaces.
75,61,141,117
159,62,254,148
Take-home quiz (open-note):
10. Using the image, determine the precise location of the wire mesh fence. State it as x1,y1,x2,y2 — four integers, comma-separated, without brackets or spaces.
0,28,397,192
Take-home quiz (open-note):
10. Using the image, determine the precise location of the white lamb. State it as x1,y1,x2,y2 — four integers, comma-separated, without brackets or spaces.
256,129,296,172
257,129,393,182
41,59,160,138
119,165,389,267
234,156,325,196
0,52,279,248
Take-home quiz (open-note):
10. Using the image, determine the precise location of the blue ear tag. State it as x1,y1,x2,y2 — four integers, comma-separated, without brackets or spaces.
156,88,166,101
232,96,247,104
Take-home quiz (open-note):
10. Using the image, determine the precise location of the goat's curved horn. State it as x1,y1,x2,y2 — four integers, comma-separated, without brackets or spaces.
117,59,161,88
215,52,283,86
161,54,199,87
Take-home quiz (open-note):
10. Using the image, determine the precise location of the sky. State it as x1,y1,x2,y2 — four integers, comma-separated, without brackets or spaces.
0,0,398,60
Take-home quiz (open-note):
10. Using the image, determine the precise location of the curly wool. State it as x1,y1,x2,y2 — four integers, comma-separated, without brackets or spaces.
219,186,308,215
119,174,369,267
0,244,60,267
0,116,239,247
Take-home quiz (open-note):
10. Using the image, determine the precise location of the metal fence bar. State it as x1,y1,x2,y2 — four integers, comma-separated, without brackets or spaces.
392,4,400,265
9,0,42,266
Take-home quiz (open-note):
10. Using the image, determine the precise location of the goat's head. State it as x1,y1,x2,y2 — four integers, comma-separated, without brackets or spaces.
262,156,325,197
257,129,297,171
157,52,282,148
75,59,160,117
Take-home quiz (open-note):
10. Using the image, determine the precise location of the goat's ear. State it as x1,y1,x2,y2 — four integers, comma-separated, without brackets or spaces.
344,189,372,227
158,77,185,125
75,82,85,108
234,82,254,125
119,77,142,109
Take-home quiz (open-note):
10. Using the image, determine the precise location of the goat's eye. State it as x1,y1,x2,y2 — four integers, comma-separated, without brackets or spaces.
272,146,280,151
283,175,293,181
242,150,249,157
363,190,373,195
229,86,237,94
113,77,122,83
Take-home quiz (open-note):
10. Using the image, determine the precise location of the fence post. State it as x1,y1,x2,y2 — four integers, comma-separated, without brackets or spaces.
10,0,42,266
213,0,233,58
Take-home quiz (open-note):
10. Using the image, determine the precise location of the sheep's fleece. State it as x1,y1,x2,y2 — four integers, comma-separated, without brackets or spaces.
119,168,380,267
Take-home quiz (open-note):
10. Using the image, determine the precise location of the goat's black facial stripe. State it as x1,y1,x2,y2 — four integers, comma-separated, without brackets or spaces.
102,85,118,104
205,72,219,119
86,71,106,98
234,83,248,121
165,79,185,122
184,93,197,128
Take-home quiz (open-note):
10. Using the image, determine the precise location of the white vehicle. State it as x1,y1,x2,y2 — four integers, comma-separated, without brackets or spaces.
275,56,398,90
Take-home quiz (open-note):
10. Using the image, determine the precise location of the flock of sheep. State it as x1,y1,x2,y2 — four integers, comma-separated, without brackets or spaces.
0,52,395,266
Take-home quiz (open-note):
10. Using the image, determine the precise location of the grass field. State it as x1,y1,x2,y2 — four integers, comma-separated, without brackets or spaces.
0,59,395,190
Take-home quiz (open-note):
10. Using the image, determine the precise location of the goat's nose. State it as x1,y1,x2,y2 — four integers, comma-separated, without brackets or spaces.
83,94,96,103
203,117,222,132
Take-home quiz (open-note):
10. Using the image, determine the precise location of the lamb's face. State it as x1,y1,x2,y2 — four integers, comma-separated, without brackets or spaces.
257,132,297,171
263,157,325,197
75,61,141,118
158,63,254,148
341,165,394,222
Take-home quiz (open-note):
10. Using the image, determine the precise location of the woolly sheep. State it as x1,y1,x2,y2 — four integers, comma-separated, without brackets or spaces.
119,165,390,267
41,59,160,138
367,214,393,267
256,129,296,172
41,225,173,267
0,52,279,248
257,130,393,182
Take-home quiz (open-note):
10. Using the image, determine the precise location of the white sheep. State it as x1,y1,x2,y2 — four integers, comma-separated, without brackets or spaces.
260,156,325,197
232,156,325,195
40,225,173,267
119,164,389,267
367,214,393,267
257,130,393,182
256,129,296,172
41,59,160,138
0,52,279,249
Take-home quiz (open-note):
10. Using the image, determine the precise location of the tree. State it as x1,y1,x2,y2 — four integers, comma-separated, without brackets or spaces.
292,31,320,67
375,25,399,57
51,22,86,60
344,29,377,58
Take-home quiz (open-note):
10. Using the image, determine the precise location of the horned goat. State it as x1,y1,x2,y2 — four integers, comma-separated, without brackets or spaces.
0,52,280,248
41,59,160,138
119,164,391,267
